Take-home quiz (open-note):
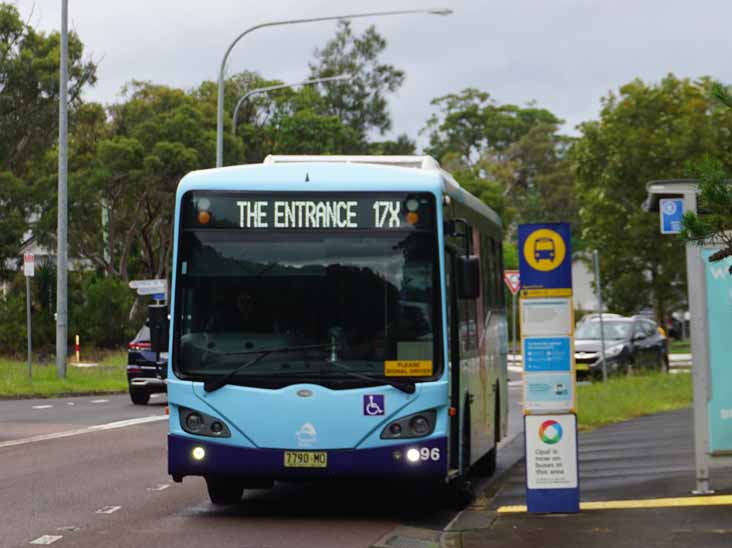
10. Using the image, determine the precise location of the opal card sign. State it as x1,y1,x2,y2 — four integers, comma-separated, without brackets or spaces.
525,414,579,513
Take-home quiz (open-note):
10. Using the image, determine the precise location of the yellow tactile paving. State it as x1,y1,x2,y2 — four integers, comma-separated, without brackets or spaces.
497,495,732,514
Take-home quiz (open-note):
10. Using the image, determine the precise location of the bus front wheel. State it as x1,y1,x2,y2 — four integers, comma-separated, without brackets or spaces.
205,477,243,505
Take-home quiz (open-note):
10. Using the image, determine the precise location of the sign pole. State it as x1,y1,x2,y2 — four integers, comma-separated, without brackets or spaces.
26,275,32,379
512,292,518,354
593,250,608,382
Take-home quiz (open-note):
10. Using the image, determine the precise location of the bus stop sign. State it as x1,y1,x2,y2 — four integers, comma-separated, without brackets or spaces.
660,198,684,234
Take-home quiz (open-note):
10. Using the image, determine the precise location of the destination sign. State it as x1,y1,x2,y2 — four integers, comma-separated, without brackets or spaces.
182,192,435,230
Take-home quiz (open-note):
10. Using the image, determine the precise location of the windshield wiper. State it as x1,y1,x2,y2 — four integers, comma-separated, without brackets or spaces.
319,361,416,394
203,343,331,393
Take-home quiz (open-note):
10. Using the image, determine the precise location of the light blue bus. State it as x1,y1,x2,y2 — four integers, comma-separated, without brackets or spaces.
161,155,508,504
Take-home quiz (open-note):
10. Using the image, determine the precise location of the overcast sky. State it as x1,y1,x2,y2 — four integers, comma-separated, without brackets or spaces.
11,0,732,147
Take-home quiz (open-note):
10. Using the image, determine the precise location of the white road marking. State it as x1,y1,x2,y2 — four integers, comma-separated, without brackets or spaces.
95,505,122,514
90,399,109,404
508,380,523,388
29,535,63,545
147,483,170,492
0,415,167,450
150,394,162,398
66,402,75,406
56,526,79,532
508,365,523,374
32,405,53,410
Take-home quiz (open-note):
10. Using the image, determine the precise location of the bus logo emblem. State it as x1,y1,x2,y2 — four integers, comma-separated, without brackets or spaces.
296,423,317,447
364,395,385,416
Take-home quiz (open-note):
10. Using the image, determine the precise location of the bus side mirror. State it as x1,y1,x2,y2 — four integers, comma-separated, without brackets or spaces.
148,304,169,354
458,256,481,300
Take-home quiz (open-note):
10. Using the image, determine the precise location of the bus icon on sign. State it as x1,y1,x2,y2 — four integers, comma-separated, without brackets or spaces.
534,237,556,263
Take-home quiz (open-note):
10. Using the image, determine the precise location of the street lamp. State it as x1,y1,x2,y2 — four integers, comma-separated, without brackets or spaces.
56,0,69,378
232,74,351,135
216,8,453,167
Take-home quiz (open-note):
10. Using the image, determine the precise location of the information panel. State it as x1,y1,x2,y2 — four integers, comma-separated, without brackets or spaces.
526,414,578,490
523,337,572,372
703,249,732,454
520,298,573,337
524,372,575,412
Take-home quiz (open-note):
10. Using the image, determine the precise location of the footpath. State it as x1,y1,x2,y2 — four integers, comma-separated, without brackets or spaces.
374,408,732,548
457,408,732,548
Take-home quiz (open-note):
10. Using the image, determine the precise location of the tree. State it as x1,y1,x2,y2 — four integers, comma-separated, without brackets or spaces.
309,21,405,138
422,88,575,230
574,75,732,320
681,84,732,268
0,3,96,273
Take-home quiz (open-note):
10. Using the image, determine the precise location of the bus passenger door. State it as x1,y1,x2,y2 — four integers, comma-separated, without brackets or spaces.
445,249,462,473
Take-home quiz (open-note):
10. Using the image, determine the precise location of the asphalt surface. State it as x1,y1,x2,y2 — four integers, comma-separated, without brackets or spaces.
459,408,732,548
1,381,524,548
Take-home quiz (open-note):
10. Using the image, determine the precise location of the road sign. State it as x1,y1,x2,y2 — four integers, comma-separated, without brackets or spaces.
660,198,684,234
129,279,166,296
23,253,34,277
518,223,572,292
503,270,521,294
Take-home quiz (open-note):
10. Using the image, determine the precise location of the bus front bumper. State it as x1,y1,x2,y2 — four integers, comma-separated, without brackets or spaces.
168,434,447,481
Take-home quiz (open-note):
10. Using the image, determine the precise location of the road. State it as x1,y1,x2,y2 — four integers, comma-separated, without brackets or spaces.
1,385,522,548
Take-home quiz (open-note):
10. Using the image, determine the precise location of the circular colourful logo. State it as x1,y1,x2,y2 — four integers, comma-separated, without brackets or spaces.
539,420,563,444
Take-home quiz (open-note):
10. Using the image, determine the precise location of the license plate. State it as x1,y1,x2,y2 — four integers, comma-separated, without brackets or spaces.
576,364,589,371
283,451,328,468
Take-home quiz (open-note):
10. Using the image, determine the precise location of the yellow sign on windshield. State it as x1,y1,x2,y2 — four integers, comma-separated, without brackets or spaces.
384,360,433,377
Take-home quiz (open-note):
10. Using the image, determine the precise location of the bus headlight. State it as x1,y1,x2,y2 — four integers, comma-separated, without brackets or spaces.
192,446,206,460
179,407,231,438
381,409,436,439
406,448,421,463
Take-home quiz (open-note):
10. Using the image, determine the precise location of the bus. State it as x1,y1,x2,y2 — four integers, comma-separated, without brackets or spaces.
159,155,508,504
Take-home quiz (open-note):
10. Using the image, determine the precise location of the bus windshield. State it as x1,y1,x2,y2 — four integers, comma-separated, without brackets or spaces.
174,227,440,387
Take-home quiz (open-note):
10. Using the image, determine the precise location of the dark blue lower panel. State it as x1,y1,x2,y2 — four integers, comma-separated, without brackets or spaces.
526,487,580,513
169,435,448,481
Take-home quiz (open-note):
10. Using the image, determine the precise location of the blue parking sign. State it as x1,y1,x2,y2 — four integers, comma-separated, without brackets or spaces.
660,198,684,234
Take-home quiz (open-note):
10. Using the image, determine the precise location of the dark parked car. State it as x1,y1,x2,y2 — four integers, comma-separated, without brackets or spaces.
574,316,668,380
127,324,167,405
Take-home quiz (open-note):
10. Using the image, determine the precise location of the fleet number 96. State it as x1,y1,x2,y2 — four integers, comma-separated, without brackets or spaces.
419,447,440,461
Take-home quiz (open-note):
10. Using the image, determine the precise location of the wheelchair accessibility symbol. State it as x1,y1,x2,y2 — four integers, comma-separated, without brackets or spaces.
363,394,385,416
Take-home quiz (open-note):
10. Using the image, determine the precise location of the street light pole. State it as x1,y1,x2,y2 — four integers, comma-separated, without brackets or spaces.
56,0,69,378
232,74,351,135
216,8,452,167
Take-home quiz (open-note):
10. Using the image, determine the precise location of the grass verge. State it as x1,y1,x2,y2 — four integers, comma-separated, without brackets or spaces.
577,371,692,431
0,350,128,398
669,340,691,354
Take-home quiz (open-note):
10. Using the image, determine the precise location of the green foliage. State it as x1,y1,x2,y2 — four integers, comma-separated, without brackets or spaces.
422,89,576,237
0,292,25,355
309,21,405,137
573,75,731,319
0,3,96,275
680,84,732,265
681,156,732,260
70,277,135,348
